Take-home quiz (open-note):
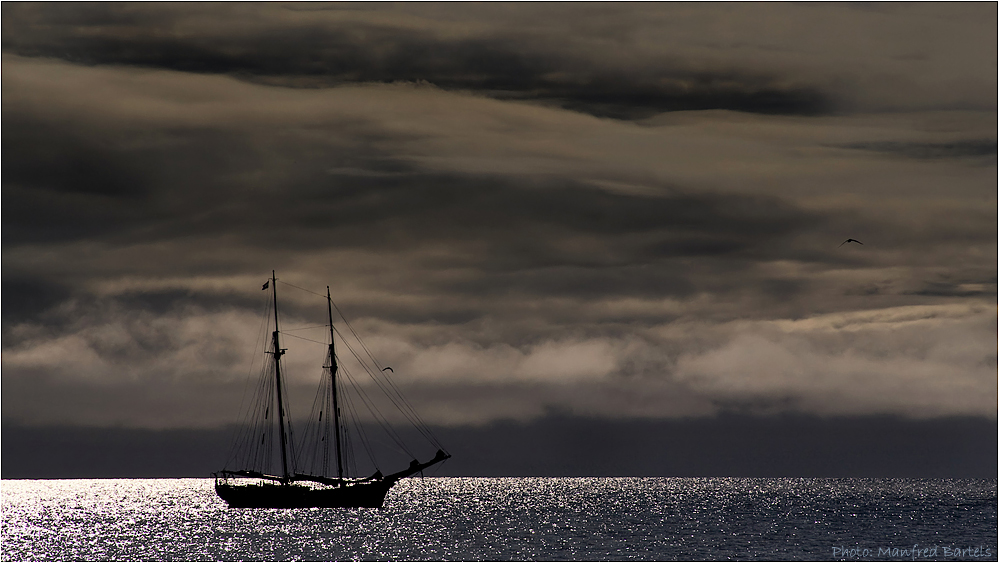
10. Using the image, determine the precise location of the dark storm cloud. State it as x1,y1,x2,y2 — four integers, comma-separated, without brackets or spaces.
842,140,997,162
1,112,416,249
2,117,146,198
2,4,996,436
295,173,817,275
4,166,820,309
1,116,260,244
3,134,824,326
0,276,73,325
909,279,999,298
3,94,820,299
0,114,159,242
0,2,829,119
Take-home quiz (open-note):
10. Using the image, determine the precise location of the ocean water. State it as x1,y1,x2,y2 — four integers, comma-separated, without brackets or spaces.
2,478,995,561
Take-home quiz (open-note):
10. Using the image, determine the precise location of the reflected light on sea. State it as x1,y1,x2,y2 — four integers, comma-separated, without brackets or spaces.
2,478,996,561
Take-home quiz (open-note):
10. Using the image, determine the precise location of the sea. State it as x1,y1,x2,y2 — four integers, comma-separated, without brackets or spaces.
2,478,995,561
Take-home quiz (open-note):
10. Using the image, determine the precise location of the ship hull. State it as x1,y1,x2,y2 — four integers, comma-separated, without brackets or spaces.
215,480,393,508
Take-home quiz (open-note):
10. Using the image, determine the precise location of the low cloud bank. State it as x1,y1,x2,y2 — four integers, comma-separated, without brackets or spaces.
4,295,993,427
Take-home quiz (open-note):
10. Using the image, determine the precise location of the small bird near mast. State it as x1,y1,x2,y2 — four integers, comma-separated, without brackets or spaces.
839,238,863,247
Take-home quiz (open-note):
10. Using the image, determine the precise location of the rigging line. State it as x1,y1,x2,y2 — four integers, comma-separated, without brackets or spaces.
234,346,274,471
339,367,382,469
323,376,333,477
280,285,440,450
272,283,411,426
352,389,416,461
330,299,383,368
332,329,441,450
244,305,276,454
277,279,327,299
282,332,328,346
344,384,388,476
279,279,446,452
336,372,360,477
371,359,435,431
363,433,419,459
324,299,402,402
369,368,441,450
340,410,359,477
329,298,444,449
339,362,415,459
253,365,276,474
278,361,300,477
319,363,334,474
224,294,273,468
331,328,424,437
337,379,359,475
370,365,443,450
295,363,327,472
355,348,443,448
282,324,330,332
235,368,260,469
341,394,358,477
267,369,278,473
304,357,337,477
240,365,266,468
265,361,279,473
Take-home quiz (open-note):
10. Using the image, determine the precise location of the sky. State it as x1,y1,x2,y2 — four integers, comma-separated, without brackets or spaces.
2,3,996,476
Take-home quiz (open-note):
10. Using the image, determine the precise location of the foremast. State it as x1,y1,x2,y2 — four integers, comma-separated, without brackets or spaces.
267,270,292,483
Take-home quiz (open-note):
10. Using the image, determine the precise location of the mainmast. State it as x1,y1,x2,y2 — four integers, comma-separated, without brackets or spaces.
269,270,291,483
327,286,345,480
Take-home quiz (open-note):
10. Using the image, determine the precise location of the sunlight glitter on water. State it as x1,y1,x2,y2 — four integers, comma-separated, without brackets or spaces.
2,478,996,561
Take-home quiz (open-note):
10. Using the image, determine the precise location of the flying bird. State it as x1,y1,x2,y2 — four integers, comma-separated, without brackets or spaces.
382,367,394,373
839,238,864,247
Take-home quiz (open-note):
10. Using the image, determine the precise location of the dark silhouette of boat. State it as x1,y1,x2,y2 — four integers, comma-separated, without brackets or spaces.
214,271,450,508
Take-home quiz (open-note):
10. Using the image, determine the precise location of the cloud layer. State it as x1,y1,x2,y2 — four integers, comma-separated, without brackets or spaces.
2,4,995,429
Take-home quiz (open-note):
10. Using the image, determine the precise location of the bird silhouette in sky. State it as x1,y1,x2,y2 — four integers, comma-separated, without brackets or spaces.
839,238,864,247
382,367,394,372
